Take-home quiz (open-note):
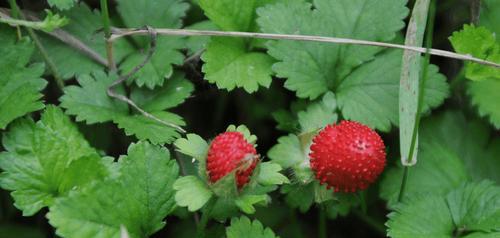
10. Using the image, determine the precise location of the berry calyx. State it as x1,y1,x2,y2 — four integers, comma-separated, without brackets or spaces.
206,132,259,188
309,121,386,193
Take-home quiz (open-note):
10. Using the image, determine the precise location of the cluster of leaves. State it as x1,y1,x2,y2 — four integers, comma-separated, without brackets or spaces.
0,0,499,237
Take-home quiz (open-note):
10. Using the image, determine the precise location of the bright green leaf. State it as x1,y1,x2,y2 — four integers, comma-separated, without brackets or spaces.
0,38,46,129
449,25,500,81
0,106,108,215
226,216,279,238
174,134,209,161
185,20,218,55
174,176,213,211
480,0,500,39
257,0,408,99
256,162,289,186
267,134,305,169
298,93,337,133
48,142,179,238
226,124,258,145
337,50,449,131
235,195,269,214
48,0,77,10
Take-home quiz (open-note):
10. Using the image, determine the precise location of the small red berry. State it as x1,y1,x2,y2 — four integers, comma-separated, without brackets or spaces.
309,121,386,193
206,132,259,188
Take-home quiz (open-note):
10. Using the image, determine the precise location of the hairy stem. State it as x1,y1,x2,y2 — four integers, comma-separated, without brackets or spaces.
100,0,116,70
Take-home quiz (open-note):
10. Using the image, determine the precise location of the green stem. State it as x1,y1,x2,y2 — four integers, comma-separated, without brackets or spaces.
197,198,215,238
352,210,386,236
318,206,326,238
100,0,115,70
398,0,436,203
8,0,22,40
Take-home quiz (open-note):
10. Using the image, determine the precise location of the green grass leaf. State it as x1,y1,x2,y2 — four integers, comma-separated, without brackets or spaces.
174,176,213,211
380,111,500,205
199,0,275,93
337,50,449,131
226,216,279,238
257,0,408,99
48,142,179,238
39,3,133,79
387,181,500,238
468,79,500,128
117,0,189,89
449,25,500,81
0,106,108,215
0,38,46,129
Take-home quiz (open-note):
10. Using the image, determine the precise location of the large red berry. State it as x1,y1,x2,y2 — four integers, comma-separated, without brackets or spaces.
309,121,386,193
206,132,259,188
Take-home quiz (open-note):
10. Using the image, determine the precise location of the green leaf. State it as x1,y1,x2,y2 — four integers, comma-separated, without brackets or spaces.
226,124,258,144
39,3,132,79
0,38,46,129
267,134,305,168
256,162,289,186
48,0,77,10
468,79,500,128
114,111,185,145
449,25,500,81
226,216,279,238
235,195,269,214
387,181,500,238
48,142,179,238
297,92,337,133
281,183,314,213
185,20,218,55
199,0,275,93
337,50,449,131
174,134,209,161
0,106,108,215
60,71,186,144
480,0,500,39
380,111,500,205
174,176,213,211
117,0,189,89
130,73,194,112
60,71,128,124
257,0,408,99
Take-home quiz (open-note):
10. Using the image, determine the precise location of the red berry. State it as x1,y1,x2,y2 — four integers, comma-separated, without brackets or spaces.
309,121,386,193
206,132,259,188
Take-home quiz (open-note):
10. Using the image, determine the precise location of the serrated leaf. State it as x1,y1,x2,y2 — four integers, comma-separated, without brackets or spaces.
185,20,218,55
235,195,269,214
48,142,179,238
199,0,275,93
480,0,500,39
117,0,189,88
380,111,500,205
468,79,500,128
226,216,279,238
174,176,213,211
174,134,209,161
387,181,500,238
449,25,500,81
267,134,305,168
257,0,408,99
226,125,258,145
48,0,77,10
60,71,128,124
39,3,132,79
337,50,449,131
0,106,108,215
281,183,314,213
115,111,185,145
256,162,289,186
297,94,337,133
0,38,47,129
130,73,194,112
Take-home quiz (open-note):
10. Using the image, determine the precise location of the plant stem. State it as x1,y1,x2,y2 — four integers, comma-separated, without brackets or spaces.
351,210,386,235
197,198,215,238
397,0,436,203
318,206,326,238
100,0,115,70
7,0,21,40
8,0,64,90
109,28,500,68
